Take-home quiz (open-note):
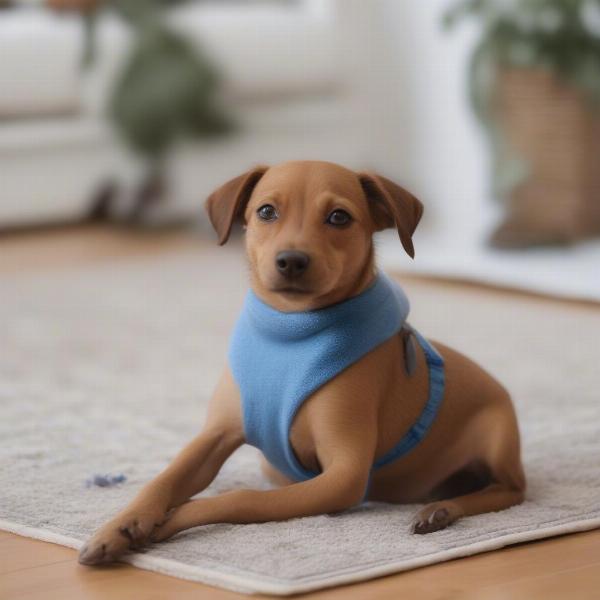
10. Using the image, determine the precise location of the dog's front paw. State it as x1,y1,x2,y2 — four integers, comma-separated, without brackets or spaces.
412,502,460,534
79,509,166,565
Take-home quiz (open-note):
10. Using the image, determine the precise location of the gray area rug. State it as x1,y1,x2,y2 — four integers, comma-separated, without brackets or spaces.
1,248,600,595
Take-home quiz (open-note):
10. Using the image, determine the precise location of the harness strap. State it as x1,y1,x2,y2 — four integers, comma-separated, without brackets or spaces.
372,326,445,471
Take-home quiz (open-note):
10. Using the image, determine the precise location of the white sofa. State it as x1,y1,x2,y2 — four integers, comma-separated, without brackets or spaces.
0,0,403,226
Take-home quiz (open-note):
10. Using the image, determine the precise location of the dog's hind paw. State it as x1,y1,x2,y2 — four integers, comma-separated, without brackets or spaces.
412,502,459,534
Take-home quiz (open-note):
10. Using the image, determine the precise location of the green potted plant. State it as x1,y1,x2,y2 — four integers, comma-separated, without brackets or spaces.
52,0,234,223
446,0,600,247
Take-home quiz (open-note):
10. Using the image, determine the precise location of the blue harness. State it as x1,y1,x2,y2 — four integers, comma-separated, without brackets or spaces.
229,273,445,483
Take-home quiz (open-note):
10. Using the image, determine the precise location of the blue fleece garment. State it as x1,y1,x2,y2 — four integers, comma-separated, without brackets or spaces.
229,272,444,483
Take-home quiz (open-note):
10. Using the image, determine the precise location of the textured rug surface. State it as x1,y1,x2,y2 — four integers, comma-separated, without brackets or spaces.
1,247,600,595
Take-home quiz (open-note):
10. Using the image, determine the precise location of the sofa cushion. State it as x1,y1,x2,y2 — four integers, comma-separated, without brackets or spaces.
0,9,83,117
170,2,341,98
85,1,342,113
1,2,341,119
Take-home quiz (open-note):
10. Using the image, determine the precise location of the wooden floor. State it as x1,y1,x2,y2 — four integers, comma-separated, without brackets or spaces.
2,225,600,600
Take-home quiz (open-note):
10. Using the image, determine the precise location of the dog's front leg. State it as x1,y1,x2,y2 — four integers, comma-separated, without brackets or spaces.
152,460,371,541
79,369,244,565
152,391,378,540
78,427,242,564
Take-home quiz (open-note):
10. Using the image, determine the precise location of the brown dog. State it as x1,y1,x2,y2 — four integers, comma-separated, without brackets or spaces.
79,160,525,565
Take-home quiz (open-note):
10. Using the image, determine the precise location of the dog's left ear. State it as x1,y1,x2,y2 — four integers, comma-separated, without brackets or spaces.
205,165,269,245
358,172,424,258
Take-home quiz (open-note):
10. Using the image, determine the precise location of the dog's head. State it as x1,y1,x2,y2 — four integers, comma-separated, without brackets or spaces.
206,161,423,311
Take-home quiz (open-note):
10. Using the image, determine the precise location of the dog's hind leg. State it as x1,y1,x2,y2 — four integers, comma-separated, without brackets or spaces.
412,406,526,534
412,480,525,534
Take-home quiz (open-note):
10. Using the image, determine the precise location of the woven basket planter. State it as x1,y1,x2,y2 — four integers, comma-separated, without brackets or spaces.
46,0,100,10
490,67,600,247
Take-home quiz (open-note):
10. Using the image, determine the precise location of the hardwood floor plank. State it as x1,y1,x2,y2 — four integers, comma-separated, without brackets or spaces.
471,563,600,600
2,559,131,600
0,535,74,575
0,225,205,275
0,550,257,600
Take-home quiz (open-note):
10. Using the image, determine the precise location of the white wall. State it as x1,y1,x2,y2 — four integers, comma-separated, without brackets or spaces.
379,1,491,239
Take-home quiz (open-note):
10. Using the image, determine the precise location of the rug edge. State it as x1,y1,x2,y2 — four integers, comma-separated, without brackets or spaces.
2,516,600,596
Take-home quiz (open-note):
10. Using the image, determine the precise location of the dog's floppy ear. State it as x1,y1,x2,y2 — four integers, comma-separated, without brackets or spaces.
358,172,424,258
205,165,268,245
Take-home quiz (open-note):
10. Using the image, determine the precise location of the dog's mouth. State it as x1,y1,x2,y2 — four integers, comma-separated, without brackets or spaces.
271,285,313,295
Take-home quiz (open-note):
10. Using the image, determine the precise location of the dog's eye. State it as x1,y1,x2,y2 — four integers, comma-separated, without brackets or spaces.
257,204,278,222
326,209,352,227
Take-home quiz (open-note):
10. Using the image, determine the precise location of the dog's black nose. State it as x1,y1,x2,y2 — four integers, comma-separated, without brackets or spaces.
276,250,310,278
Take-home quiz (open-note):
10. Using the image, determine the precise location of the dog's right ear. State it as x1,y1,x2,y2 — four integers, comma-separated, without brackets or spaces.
205,166,268,245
